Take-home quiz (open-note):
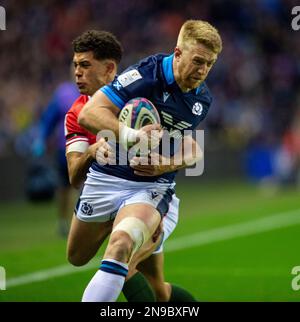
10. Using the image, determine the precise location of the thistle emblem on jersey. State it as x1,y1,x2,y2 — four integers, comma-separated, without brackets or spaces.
192,102,203,115
81,202,93,216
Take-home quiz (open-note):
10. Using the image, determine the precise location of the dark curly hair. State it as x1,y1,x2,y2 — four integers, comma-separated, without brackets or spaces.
72,30,123,63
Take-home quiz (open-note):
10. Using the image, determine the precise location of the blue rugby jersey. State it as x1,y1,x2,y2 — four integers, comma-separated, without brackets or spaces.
91,53,213,183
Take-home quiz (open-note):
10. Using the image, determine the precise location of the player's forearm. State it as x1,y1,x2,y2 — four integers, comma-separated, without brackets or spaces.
78,90,121,138
79,106,121,137
170,137,203,171
169,157,196,172
67,151,94,189
160,157,192,173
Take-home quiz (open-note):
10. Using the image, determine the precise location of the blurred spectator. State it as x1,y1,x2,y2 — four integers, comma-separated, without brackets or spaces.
26,81,79,237
0,0,299,184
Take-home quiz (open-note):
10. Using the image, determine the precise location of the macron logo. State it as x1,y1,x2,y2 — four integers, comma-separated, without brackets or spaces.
163,92,170,103
151,191,159,199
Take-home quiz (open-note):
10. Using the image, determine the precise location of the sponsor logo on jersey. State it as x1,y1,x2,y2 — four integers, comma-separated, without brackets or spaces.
192,102,203,115
117,69,142,87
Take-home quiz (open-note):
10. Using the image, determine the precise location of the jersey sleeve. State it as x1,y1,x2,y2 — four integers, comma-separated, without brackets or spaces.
65,108,90,153
100,56,157,109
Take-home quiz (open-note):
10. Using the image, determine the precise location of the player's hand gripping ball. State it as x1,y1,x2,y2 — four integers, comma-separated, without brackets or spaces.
119,97,160,129
119,97,161,151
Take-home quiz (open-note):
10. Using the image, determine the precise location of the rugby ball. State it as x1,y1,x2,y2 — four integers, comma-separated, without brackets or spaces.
118,97,160,129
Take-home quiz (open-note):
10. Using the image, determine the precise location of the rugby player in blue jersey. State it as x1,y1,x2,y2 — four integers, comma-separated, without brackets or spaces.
66,30,196,302
78,20,222,302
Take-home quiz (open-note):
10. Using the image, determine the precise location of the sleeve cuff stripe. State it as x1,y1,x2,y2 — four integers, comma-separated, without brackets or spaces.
100,86,125,109
66,141,89,153
66,137,89,146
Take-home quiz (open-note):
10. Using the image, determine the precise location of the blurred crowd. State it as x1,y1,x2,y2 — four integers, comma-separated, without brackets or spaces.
0,0,299,182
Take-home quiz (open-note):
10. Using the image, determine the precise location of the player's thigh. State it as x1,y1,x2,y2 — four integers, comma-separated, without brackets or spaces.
67,214,113,261
105,204,161,261
113,203,161,236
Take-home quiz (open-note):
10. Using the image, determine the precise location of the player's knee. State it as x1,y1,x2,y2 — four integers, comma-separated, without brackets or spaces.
106,230,134,262
108,217,150,262
67,248,90,266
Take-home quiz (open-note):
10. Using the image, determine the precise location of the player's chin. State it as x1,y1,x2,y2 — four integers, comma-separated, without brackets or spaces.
78,88,88,95
190,79,203,88
77,84,89,95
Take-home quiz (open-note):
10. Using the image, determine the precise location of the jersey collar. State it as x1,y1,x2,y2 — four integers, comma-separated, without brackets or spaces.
162,54,175,85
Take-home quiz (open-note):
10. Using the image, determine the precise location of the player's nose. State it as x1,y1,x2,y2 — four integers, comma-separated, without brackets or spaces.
75,67,83,77
198,63,208,75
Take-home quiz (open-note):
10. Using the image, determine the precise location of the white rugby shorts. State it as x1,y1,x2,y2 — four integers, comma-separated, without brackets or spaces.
75,169,179,253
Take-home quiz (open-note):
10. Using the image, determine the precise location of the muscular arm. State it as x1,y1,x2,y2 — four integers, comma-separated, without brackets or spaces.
78,90,121,138
66,139,111,189
172,135,203,170
78,90,161,150
130,135,203,176
66,151,93,189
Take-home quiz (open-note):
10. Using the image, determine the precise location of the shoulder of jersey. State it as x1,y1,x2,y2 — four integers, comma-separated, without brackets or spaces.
135,54,161,67
115,55,161,90
131,54,164,76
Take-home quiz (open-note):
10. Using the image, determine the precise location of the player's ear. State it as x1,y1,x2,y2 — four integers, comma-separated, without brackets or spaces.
105,60,117,75
174,46,182,60
105,60,117,84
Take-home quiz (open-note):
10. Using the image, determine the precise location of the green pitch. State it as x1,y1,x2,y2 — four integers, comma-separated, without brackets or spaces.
0,180,300,302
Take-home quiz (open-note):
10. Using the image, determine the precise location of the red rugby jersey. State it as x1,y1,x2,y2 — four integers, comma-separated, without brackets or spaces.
65,95,96,153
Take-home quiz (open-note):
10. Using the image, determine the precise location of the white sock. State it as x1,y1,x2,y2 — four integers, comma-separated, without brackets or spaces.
82,259,128,302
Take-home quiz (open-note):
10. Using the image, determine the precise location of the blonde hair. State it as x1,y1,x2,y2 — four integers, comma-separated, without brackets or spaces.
177,20,222,54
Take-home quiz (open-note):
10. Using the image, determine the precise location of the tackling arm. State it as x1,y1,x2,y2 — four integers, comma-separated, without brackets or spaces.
66,150,93,189
66,138,113,189
65,100,115,189
78,90,121,138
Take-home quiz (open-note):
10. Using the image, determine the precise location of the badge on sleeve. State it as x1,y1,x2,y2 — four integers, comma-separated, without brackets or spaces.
117,69,142,87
